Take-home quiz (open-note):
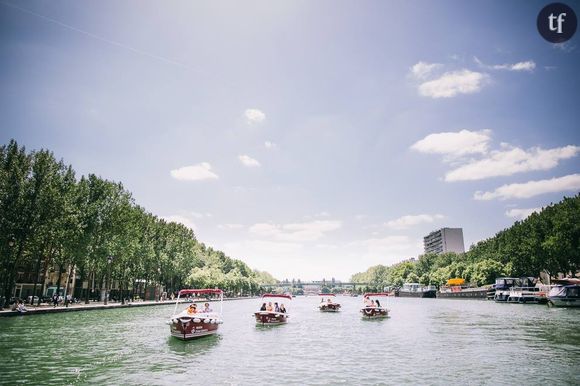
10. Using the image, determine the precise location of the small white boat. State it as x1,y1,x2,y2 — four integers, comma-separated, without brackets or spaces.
168,289,224,340
254,294,292,325
548,279,580,307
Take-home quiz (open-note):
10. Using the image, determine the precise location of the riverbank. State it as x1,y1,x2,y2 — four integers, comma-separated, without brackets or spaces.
0,296,257,317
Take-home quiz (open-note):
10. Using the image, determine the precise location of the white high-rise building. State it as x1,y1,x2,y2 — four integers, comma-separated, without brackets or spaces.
423,228,465,254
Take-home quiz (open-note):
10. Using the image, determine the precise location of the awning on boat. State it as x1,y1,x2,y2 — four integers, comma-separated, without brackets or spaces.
318,293,336,296
178,289,223,296
262,293,292,300
447,278,465,286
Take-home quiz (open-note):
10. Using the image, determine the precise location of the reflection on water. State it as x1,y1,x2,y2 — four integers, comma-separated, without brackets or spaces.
166,334,221,356
0,297,579,385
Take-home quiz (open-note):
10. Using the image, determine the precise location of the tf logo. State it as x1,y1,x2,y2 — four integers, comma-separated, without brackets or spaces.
537,3,577,43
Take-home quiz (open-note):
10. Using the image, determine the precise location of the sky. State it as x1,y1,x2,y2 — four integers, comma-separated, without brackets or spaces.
1,0,579,281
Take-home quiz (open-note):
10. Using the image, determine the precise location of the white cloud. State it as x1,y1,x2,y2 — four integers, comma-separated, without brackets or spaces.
411,129,491,157
385,214,444,230
505,207,542,220
238,154,261,167
445,145,580,182
506,61,536,71
474,57,536,72
553,42,576,53
161,215,196,231
418,69,488,98
264,141,277,149
244,108,266,124
170,162,219,181
410,61,442,80
474,174,580,200
217,223,244,230
249,220,342,242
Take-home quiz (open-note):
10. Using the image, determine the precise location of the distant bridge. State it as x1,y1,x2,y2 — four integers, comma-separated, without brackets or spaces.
259,282,371,287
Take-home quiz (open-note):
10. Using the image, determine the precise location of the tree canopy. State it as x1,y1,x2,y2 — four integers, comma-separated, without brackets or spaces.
351,194,580,289
0,140,277,306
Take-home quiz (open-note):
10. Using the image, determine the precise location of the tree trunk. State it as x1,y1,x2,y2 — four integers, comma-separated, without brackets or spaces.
31,253,43,306
55,264,62,297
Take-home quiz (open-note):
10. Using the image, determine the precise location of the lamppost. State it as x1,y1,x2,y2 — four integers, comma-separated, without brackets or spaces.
104,256,113,305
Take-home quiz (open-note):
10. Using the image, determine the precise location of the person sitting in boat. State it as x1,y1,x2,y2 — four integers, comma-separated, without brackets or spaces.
327,298,332,304
202,303,212,313
279,304,287,313
364,297,372,307
259,302,266,311
186,304,197,315
375,299,381,308
370,300,376,307
266,302,273,312
274,302,280,312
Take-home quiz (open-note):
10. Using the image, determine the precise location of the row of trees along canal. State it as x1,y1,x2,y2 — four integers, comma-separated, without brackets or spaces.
0,140,277,307
351,194,580,291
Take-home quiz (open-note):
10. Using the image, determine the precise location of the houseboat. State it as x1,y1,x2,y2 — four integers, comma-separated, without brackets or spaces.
438,278,489,299
398,283,437,298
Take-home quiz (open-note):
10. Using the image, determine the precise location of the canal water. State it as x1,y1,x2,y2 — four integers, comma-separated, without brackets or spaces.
0,296,578,385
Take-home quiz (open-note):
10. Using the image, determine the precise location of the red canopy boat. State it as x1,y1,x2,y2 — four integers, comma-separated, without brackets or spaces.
360,293,390,319
168,289,224,340
318,293,341,312
254,293,292,325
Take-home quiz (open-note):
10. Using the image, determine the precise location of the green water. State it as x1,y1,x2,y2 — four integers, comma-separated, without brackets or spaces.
0,297,578,385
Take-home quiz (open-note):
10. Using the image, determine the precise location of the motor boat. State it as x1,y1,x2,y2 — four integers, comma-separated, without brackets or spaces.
318,293,341,312
548,278,580,307
360,293,390,319
493,277,548,303
168,289,223,340
254,293,292,325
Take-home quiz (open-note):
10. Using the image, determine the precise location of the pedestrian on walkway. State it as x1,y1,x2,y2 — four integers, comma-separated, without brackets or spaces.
52,293,58,308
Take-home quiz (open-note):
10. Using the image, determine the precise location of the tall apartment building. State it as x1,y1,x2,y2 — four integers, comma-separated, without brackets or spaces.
423,228,465,254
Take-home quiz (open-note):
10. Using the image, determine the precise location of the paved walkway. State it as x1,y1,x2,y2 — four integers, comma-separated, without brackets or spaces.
0,297,255,317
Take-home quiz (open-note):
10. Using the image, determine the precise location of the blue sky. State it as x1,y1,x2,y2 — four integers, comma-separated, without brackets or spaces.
1,0,579,280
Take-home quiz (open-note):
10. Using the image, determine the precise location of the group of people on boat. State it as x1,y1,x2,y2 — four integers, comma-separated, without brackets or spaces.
363,297,382,308
258,301,287,313
185,302,213,315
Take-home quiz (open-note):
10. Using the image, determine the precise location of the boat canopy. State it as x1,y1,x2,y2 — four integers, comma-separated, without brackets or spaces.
318,293,336,296
363,293,390,297
262,293,292,300
178,289,223,296
552,278,580,285
447,278,465,286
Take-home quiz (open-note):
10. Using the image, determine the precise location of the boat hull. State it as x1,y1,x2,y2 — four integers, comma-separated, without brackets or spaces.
548,297,580,307
360,307,389,319
398,290,436,298
254,311,289,325
438,289,488,299
169,315,221,340
319,303,341,312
